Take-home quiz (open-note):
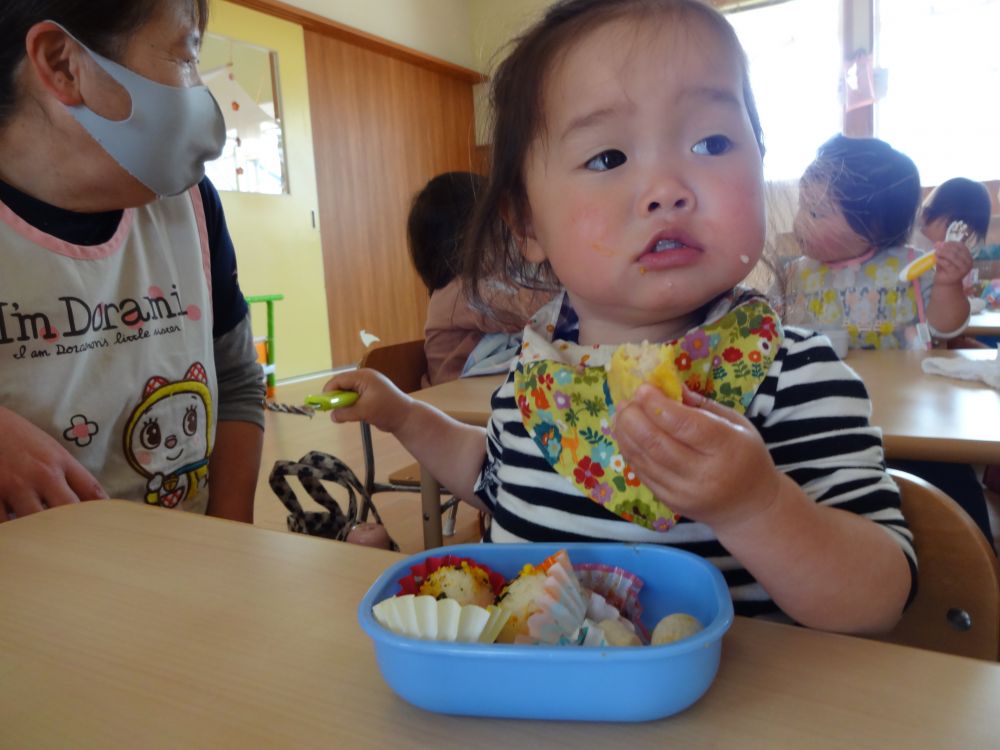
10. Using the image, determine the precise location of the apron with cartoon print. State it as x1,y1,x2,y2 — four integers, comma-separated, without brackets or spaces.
0,188,217,513
783,246,930,350
513,291,782,531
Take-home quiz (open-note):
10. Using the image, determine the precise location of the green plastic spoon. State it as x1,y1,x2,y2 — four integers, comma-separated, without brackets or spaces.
304,390,359,411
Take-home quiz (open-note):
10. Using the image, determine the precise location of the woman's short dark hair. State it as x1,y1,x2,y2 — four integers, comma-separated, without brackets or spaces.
921,177,993,244
0,0,209,127
407,172,486,293
802,134,921,251
463,0,764,316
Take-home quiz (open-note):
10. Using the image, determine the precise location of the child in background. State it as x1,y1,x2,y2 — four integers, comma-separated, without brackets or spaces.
917,177,993,348
326,0,913,633
919,179,1000,538
784,135,972,350
918,177,992,253
786,144,991,541
408,171,552,385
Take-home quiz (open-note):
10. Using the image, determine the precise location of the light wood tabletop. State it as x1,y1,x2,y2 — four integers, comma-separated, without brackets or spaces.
412,374,502,426
409,351,1000,546
2,500,999,749
967,311,1000,338
845,348,1000,464
414,349,1000,465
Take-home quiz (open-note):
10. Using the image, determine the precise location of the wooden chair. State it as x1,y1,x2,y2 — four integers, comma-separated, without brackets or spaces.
356,340,458,547
870,469,1000,660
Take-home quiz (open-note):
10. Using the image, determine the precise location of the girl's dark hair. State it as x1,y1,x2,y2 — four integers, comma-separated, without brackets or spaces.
407,171,486,293
802,134,920,251
921,177,993,244
464,0,765,319
0,0,209,128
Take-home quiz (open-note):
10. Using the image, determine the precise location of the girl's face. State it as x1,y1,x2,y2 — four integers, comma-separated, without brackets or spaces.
519,15,765,345
794,178,872,263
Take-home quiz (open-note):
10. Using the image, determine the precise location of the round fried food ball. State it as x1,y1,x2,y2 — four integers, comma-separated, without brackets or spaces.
597,618,642,647
651,613,702,645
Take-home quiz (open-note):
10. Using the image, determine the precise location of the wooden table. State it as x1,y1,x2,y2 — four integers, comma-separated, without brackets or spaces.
967,311,1000,338
412,374,500,427
415,349,1000,467
846,348,1000,464
412,375,502,547
410,350,1000,546
3,501,999,749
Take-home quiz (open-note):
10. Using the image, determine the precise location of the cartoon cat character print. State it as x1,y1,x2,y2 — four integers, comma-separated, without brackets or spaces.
124,362,213,508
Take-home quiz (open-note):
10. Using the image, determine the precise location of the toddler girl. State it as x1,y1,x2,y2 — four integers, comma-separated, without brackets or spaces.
918,177,992,251
325,0,914,634
784,135,972,349
918,176,992,302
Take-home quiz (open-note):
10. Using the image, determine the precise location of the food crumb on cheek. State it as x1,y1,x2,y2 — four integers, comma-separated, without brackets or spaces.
739,254,750,264
591,242,617,256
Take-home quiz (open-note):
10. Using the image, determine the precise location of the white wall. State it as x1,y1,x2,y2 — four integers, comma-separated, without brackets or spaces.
281,0,477,70
280,0,872,77
468,0,552,72
279,1,564,74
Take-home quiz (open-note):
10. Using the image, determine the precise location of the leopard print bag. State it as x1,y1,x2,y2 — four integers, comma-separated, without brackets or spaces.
268,450,398,550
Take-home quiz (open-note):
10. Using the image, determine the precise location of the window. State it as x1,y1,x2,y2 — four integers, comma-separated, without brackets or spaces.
726,0,843,181
874,0,1000,186
198,33,289,195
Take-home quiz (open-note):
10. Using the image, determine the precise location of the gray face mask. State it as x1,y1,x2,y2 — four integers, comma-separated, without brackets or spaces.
57,24,226,197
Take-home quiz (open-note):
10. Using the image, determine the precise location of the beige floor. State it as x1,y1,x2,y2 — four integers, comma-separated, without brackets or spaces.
254,375,481,554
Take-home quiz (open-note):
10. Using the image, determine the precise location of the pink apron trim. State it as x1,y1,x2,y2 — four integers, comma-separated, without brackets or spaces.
0,197,133,260
187,185,214,323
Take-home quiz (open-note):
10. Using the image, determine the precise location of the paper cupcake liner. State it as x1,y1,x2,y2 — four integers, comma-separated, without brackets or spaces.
584,589,625,623
555,618,609,647
574,563,644,617
553,617,641,648
373,594,510,643
517,550,588,645
582,590,649,644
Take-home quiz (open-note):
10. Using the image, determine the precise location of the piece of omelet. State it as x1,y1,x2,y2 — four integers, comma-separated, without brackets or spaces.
606,342,682,404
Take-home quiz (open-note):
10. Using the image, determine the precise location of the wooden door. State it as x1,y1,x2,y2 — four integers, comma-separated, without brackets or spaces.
304,30,480,366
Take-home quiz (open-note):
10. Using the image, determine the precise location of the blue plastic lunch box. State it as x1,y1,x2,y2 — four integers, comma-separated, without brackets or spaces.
357,542,734,722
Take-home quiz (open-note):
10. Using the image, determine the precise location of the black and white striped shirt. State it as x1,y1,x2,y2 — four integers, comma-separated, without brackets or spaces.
473,301,917,619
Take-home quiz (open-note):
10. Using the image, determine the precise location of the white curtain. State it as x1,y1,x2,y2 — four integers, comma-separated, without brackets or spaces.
875,0,1000,185
727,0,843,182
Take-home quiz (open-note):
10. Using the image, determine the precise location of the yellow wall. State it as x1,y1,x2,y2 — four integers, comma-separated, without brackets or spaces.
208,2,331,379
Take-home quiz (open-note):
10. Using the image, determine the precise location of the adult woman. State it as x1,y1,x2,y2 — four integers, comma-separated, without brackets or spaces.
0,1,264,522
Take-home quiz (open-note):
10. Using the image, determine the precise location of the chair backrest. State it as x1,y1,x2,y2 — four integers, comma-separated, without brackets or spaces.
358,340,428,394
873,469,1000,661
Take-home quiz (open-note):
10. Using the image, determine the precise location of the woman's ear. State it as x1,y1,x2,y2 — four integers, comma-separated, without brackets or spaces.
23,22,86,107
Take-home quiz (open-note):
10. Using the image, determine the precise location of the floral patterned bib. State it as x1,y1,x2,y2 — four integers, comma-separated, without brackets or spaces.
514,297,782,532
